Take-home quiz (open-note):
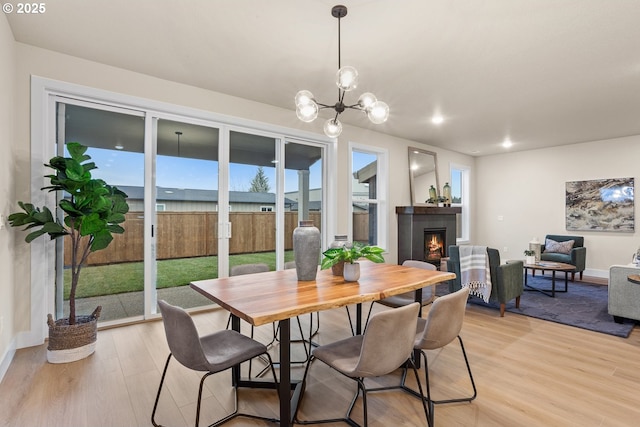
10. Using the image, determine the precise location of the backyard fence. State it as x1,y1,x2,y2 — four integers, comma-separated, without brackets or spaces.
67,211,369,266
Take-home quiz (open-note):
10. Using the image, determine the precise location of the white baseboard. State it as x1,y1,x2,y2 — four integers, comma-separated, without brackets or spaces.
584,268,608,279
0,337,17,384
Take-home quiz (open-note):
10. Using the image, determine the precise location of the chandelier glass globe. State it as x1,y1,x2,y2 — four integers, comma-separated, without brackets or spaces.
324,118,343,138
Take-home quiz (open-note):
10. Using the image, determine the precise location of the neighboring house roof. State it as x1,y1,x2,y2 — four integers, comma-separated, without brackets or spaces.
116,185,295,205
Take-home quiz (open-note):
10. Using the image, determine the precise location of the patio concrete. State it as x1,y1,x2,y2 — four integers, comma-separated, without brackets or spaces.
64,285,215,322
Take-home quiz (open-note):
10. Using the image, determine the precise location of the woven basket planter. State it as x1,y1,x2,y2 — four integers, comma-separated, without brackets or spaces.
46,306,101,364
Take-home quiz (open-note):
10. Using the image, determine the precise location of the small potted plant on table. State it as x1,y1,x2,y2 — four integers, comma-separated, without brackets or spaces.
321,242,385,281
524,249,536,265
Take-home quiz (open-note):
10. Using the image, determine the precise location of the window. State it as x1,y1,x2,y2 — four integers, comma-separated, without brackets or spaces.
156,204,166,212
450,164,470,243
349,144,388,249
260,206,273,212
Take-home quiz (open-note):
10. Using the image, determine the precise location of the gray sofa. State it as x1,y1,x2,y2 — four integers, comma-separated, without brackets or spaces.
608,264,640,323
540,234,586,281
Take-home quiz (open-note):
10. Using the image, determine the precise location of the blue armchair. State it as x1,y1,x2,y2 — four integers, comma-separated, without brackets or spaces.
540,234,586,281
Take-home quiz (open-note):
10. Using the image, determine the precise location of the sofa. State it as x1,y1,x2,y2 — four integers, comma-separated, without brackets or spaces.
540,234,586,281
608,264,640,323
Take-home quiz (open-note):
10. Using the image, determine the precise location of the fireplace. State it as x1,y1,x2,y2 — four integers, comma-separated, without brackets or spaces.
396,206,461,268
424,228,446,266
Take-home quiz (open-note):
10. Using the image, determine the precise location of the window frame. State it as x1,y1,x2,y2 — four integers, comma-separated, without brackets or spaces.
348,142,389,250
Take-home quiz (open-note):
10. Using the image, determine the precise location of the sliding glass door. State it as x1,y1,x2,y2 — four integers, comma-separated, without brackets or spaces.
56,101,146,322
51,93,328,325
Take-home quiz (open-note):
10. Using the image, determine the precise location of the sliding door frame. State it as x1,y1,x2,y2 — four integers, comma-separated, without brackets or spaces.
23,76,334,345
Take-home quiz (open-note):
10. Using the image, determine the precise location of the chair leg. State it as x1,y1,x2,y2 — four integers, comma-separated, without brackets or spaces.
515,295,521,309
151,354,172,427
500,303,506,317
423,338,477,406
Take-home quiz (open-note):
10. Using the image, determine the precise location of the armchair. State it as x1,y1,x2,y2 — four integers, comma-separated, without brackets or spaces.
540,234,586,281
448,245,523,317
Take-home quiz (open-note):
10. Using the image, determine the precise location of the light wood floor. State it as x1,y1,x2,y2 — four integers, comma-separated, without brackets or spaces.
1,289,639,427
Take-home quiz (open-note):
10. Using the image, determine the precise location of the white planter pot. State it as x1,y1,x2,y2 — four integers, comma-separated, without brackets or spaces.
525,256,536,265
343,262,361,282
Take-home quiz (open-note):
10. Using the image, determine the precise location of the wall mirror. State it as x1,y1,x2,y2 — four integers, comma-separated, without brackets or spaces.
408,147,439,206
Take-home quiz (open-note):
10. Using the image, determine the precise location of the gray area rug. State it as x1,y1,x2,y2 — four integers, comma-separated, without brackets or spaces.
443,276,636,338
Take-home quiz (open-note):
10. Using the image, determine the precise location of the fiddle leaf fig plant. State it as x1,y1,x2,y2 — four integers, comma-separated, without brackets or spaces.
321,242,385,270
9,142,129,325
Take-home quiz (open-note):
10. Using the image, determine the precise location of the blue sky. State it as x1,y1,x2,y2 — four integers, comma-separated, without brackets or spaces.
86,147,325,192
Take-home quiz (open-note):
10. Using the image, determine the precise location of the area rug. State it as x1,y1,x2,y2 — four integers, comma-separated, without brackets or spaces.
444,276,636,338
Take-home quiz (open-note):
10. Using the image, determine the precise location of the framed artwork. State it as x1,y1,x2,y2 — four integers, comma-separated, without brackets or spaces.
566,177,634,232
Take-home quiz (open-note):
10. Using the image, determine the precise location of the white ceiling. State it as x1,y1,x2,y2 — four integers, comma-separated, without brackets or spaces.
6,0,640,156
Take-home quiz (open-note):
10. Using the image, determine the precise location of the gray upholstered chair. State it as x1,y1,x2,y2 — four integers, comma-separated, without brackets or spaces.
401,287,476,426
448,245,523,317
364,259,436,327
540,234,586,281
294,302,431,426
152,300,278,427
225,263,271,335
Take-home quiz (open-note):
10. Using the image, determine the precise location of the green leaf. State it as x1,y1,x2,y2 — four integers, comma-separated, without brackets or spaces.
90,229,113,252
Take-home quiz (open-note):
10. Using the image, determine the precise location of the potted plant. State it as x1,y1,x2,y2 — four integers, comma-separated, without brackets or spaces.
524,249,536,265
8,142,129,363
321,242,385,281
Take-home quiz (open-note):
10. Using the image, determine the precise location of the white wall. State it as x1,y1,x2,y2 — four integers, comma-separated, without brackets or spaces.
475,135,640,277
0,13,16,380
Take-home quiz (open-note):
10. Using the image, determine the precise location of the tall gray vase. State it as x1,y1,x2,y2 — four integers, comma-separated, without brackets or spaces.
293,220,321,281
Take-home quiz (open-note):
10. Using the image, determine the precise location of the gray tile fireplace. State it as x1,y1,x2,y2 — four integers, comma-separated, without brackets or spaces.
396,206,461,267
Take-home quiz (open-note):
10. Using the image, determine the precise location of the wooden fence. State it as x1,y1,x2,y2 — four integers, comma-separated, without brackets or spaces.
67,211,369,266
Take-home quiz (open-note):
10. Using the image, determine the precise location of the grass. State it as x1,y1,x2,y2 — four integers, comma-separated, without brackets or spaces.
64,251,295,299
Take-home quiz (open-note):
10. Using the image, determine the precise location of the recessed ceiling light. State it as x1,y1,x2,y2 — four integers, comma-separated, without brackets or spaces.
115,144,124,150
431,114,444,125
502,138,513,148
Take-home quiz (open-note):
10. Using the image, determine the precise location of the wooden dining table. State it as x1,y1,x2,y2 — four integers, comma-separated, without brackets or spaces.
190,261,455,427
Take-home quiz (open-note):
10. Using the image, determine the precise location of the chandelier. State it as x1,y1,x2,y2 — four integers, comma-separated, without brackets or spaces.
295,5,389,138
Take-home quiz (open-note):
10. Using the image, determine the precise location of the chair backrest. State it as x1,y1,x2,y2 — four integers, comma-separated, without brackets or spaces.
448,245,500,290
415,287,470,350
402,259,437,271
157,300,210,371
230,263,269,276
354,302,420,377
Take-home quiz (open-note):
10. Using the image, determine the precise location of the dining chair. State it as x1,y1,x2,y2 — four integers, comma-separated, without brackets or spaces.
228,263,310,377
152,300,279,427
401,286,476,426
363,259,437,328
294,302,431,426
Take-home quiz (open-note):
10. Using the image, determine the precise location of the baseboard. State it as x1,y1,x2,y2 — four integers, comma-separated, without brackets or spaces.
0,337,17,384
584,268,608,279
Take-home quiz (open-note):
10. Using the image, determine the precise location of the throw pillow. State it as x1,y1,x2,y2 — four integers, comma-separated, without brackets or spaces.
544,238,575,254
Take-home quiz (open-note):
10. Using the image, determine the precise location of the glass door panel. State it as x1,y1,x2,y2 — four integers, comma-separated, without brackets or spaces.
285,141,323,261
228,131,277,270
58,102,145,322
155,119,220,309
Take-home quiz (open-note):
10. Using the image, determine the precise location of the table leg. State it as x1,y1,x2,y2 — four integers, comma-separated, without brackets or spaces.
278,318,292,427
551,270,556,297
355,303,363,335
231,314,240,386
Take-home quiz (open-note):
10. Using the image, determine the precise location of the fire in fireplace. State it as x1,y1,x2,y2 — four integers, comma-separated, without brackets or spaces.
424,228,446,266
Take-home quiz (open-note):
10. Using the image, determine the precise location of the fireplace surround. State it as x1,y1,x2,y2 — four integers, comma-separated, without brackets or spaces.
396,206,461,267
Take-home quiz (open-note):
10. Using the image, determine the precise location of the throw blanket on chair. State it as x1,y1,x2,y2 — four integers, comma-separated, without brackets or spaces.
459,245,492,303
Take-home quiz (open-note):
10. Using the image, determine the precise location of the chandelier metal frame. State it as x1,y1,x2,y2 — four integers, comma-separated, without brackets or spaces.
295,5,389,138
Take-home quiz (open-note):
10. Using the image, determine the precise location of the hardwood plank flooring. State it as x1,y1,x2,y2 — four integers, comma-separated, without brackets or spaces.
1,294,639,427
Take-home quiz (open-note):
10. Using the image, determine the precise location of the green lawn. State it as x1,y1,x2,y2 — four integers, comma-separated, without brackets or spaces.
64,251,295,299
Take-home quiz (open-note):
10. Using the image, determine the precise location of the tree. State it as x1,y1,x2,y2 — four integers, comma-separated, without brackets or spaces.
249,166,270,192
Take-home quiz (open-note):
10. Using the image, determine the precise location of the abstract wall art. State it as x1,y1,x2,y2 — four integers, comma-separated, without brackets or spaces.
566,177,634,232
